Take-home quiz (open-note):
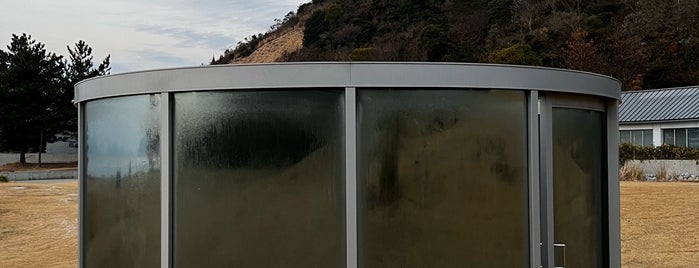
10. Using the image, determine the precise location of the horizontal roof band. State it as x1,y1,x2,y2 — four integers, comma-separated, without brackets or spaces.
74,62,621,103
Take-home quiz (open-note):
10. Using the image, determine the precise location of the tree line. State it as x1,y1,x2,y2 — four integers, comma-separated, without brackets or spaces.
214,0,699,91
0,33,110,164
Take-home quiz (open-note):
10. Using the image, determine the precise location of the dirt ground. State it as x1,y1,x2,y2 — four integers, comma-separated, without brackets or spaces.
0,180,697,267
0,181,77,268
620,181,699,268
0,162,77,172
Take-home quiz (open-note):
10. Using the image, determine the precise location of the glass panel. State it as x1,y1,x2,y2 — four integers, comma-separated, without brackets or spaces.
84,95,161,267
174,90,345,267
676,128,687,147
619,130,631,144
631,130,643,146
642,129,653,147
358,89,529,267
663,129,675,146
688,128,699,148
552,108,604,268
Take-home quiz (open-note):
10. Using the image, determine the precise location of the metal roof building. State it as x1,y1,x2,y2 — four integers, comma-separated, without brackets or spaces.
619,86,699,147
619,86,699,123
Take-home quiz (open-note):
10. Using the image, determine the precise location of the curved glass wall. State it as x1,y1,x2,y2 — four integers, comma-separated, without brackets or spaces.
76,63,621,268
173,90,345,267
84,95,161,267
552,108,605,267
357,89,528,267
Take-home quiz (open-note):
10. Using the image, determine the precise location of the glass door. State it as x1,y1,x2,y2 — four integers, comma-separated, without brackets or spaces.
541,94,608,268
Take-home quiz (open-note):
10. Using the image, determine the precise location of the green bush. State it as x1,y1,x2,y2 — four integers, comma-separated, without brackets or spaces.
619,143,699,164
488,44,543,66
0,175,8,183
349,47,376,61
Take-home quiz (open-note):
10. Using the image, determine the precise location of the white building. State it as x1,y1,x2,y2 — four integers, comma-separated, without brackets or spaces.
619,86,699,147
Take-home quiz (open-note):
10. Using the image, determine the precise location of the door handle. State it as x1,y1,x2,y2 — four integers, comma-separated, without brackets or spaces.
554,243,566,268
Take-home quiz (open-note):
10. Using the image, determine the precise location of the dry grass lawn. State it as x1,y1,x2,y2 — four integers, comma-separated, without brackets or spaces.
620,181,699,267
1,180,698,267
0,181,77,268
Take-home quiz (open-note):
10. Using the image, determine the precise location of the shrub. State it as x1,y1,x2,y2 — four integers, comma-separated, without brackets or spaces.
349,47,376,61
619,143,699,164
488,44,543,66
0,175,8,183
619,163,644,181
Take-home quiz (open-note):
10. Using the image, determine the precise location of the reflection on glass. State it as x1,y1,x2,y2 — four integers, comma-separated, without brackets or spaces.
84,95,161,267
619,131,630,144
552,108,604,268
663,129,674,145
174,90,345,267
632,130,643,146
642,130,653,147
357,89,529,267
688,128,699,148
676,128,687,147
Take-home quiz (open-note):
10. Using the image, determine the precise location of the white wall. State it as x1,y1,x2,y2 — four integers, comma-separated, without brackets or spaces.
620,120,699,146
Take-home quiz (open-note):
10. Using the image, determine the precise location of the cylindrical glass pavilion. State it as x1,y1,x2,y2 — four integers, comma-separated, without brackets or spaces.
74,62,621,268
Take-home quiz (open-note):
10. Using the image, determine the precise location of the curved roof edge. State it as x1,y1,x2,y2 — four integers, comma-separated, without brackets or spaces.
74,62,621,103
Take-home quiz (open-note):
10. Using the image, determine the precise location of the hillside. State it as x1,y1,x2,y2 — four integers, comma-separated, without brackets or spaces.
231,27,303,64
213,0,699,91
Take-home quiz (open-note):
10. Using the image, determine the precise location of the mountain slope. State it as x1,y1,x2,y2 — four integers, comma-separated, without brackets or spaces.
213,0,699,90
232,27,304,64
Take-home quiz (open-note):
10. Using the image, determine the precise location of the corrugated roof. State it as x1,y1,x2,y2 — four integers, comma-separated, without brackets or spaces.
619,86,699,123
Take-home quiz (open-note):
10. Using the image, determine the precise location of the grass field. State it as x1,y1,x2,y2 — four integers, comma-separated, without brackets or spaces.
0,180,697,267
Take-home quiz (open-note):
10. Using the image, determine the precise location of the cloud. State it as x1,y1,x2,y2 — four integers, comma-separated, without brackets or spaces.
134,24,236,49
129,49,193,66
1,0,307,73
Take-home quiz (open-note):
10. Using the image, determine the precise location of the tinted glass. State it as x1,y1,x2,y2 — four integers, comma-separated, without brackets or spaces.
642,129,653,147
174,91,345,267
619,130,630,144
631,130,643,146
676,128,687,147
357,89,529,267
552,108,605,268
688,128,699,148
663,129,674,146
84,95,161,267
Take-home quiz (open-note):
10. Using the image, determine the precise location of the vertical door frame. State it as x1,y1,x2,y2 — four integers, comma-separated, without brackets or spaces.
539,92,619,268
528,91,542,268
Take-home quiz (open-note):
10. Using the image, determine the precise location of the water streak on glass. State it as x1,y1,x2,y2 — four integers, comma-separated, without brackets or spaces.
84,95,161,267
173,90,345,267
552,108,605,268
357,89,529,267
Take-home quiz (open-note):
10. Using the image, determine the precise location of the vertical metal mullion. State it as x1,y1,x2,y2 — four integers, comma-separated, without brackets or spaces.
606,100,621,268
160,92,171,268
345,87,358,268
78,102,85,268
539,94,555,268
528,91,542,268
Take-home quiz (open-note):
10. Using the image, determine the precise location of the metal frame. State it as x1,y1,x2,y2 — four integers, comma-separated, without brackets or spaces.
345,87,358,268
75,63,622,268
607,100,621,268
539,93,621,268
74,62,620,103
160,93,171,268
78,102,85,268
539,95,555,268
528,91,542,268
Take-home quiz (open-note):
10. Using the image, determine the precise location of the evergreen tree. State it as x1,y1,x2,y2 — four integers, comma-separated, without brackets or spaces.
0,34,65,163
60,40,111,142
65,40,110,84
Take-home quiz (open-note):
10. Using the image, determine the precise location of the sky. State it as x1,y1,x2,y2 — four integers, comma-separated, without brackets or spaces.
0,0,307,74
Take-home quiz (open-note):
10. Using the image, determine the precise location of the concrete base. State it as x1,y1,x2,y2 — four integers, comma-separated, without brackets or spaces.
625,160,699,180
0,169,77,181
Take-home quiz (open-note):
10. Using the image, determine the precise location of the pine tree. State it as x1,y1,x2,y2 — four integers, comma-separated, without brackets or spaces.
59,40,111,145
0,34,65,163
